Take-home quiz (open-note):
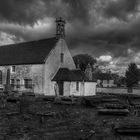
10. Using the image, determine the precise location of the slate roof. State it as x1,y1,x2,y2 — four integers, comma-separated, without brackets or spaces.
0,37,58,66
52,68,90,82
52,68,71,81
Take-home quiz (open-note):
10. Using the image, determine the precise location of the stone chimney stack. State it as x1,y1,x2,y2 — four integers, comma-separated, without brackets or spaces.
56,17,66,39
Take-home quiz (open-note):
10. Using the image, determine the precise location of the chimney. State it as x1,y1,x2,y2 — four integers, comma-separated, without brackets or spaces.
55,17,66,39
85,63,93,81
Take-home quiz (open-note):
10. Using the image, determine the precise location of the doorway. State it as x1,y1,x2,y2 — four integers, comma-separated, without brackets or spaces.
57,81,64,95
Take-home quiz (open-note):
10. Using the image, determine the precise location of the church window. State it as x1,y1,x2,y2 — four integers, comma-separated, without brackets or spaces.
24,79,33,89
11,66,16,73
11,79,15,87
16,79,20,88
60,53,64,63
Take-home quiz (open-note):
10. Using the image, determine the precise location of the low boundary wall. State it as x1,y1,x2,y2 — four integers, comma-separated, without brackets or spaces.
96,87,140,95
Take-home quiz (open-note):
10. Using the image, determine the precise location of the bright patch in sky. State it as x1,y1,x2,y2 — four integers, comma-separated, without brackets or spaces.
98,55,112,62
0,32,15,45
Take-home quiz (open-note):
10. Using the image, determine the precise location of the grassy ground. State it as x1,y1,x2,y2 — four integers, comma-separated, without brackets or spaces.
0,95,140,140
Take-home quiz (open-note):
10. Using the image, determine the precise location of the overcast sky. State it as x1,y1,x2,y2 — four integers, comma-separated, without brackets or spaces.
0,0,140,74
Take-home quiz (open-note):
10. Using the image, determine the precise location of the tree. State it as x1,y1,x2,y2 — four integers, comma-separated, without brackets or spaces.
125,63,139,88
73,54,97,71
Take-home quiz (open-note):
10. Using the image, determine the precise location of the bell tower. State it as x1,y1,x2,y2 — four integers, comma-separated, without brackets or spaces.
56,17,66,39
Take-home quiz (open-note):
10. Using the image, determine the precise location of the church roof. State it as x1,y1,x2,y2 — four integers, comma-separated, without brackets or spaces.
0,37,58,66
52,68,89,82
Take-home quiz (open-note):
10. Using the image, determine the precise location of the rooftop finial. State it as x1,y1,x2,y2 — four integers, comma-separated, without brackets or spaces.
56,17,66,39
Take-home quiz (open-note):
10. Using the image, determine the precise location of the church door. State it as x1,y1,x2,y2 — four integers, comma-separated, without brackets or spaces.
57,81,64,95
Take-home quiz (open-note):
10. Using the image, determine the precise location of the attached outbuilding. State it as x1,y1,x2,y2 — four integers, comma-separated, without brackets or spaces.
52,68,97,96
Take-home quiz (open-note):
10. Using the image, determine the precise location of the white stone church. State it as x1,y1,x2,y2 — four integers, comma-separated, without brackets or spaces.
0,17,96,96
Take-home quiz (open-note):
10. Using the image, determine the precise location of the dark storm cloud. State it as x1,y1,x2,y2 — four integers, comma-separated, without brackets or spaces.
67,5,140,58
103,0,139,20
1,0,140,69
61,0,92,23
67,23,133,58
0,0,92,25
0,0,45,24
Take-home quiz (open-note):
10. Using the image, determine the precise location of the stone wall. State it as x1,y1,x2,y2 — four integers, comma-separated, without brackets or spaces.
0,64,44,94
44,39,76,95
96,87,140,95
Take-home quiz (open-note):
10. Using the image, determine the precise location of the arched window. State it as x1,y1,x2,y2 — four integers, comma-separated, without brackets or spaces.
0,70,2,84
10,79,15,87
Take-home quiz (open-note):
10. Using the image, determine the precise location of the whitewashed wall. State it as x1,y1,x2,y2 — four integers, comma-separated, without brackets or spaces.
64,81,97,96
70,82,81,96
63,82,83,96
84,82,97,96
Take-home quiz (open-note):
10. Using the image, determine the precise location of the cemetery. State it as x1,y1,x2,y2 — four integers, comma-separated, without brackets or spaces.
0,92,139,139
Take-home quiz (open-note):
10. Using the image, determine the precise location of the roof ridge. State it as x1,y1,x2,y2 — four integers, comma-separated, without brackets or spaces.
0,37,57,48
